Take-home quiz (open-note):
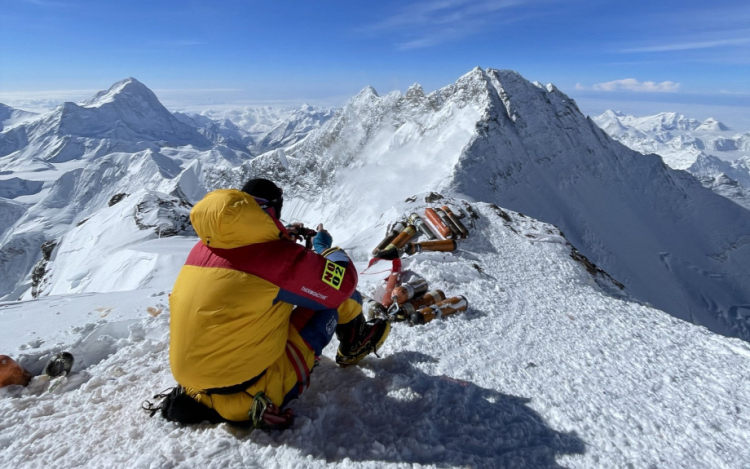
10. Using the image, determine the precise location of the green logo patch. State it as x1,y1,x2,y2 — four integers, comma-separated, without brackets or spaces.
322,260,345,290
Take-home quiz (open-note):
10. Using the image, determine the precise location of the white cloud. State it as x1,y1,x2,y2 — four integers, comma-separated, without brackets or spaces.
361,0,533,50
621,37,750,53
589,79,681,93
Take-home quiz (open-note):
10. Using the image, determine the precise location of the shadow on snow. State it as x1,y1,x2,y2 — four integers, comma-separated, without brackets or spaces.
252,351,586,468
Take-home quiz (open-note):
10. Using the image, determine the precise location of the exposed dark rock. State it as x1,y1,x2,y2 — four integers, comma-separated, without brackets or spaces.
40,240,57,261
109,193,128,206
488,204,511,222
424,192,444,203
570,248,624,290
134,192,195,237
31,240,58,298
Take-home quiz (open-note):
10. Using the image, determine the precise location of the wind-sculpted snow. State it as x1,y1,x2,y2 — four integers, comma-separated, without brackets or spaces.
0,146,238,299
31,190,195,297
1,201,750,468
219,72,488,236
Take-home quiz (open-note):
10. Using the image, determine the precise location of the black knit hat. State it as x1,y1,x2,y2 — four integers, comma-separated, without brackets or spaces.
241,178,283,218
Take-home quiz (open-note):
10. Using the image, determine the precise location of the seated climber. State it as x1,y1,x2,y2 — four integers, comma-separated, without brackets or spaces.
166,178,389,429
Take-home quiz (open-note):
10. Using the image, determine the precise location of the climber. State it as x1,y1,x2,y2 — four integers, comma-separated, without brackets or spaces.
165,178,389,428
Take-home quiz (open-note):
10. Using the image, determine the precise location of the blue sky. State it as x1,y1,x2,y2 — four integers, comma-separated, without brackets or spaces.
2,0,749,127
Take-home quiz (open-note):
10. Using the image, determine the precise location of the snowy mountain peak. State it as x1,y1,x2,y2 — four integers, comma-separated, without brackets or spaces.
250,66,750,343
47,78,210,147
0,104,37,132
697,117,729,132
358,86,380,98
602,109,624,118
406,83,425,99
80,77,157,108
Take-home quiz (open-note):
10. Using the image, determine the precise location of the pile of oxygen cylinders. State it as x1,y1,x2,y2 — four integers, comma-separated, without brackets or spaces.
367,203,473,325
364,276,469,326
372,205,471,260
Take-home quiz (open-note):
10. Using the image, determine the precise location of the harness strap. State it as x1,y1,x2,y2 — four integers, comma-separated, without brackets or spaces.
203,370,267,395
285,342,311,394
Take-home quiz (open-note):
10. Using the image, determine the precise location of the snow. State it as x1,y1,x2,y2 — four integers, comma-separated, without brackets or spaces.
1,201,749,468
2,70,750,468
0,104,37,132
592,110,750,185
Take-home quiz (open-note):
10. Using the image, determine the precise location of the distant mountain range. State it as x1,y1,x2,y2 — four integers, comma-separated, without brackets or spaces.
594,110,750,209
1,71,750,344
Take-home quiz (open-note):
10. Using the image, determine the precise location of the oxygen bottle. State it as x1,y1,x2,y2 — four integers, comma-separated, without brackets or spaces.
409,296,469,325
403,239,457,255
409,213,437,240
424,207,454,239
381,259,402,307
436,208,463,239
441,206,469,238
390,277,429,304
398,290,446,316
383,225,418,251
372,221,406,255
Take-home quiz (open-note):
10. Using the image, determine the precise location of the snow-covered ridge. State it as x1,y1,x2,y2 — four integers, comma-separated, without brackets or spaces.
2,70,750,468
0,104,37,132
0,78,218,174
2,198,750,468
2,69,750,344
191,104,336,155
218,67,750,342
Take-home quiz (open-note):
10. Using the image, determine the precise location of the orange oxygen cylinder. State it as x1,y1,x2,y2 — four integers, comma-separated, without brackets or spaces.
398,290,446,317
0,355,32,388
424,207,453,239
372,221,406,255
383,225,418,251
381,259,402,307
435,208,462,239
441,206,469,238
404,239,457,255
410,296,469,325
391,277,429,304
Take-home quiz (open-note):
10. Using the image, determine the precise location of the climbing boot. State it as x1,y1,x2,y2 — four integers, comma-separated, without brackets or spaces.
335,314,390,368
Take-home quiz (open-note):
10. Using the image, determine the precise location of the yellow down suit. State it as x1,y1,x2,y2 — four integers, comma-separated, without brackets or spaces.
169,189,362,422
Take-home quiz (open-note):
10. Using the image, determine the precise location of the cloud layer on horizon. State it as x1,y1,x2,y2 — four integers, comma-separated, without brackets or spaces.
577,79,681,93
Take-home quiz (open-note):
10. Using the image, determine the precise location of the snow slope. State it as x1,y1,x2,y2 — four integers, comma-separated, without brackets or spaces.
593,110,750,204
0,104,37,132
218,68,750,343
2,70,750,467
1,199,749,469
450,70,750,342
0,80,255,300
